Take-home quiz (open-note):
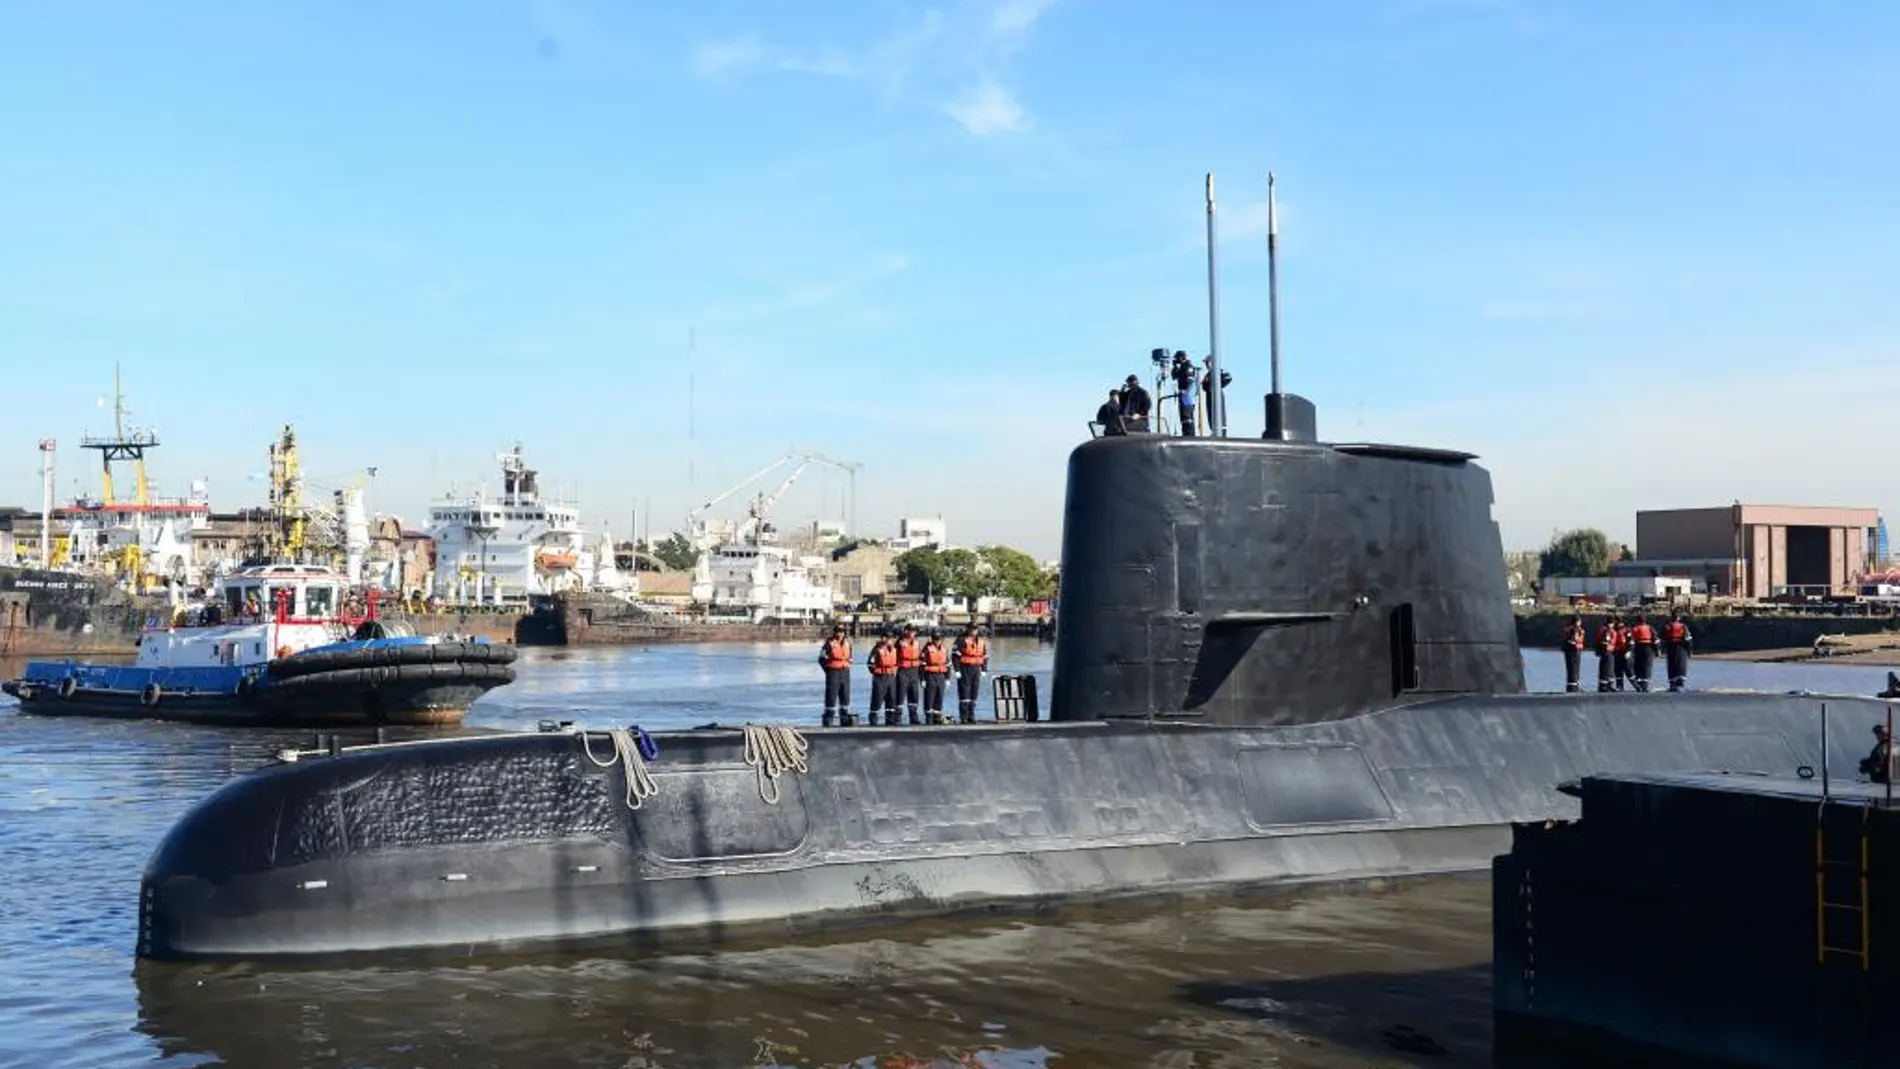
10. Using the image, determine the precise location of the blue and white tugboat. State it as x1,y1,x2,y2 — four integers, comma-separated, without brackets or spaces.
1,563,516,727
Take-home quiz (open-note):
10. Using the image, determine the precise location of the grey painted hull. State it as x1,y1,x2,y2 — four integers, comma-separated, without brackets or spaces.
137,690,1881,960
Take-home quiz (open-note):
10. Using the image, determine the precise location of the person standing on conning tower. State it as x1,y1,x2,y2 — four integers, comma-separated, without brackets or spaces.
894,625,925,725
954,622,989,724
819,623,853,727
922,630,951,724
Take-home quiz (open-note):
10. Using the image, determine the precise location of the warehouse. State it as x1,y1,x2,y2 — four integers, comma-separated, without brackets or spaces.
1629,504,1880,598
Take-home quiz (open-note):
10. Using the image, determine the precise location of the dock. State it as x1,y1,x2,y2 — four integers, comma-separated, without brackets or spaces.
1495,763,1900,1068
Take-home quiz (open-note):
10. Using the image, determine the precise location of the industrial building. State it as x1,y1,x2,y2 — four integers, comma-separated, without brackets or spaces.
1625,504,1882,598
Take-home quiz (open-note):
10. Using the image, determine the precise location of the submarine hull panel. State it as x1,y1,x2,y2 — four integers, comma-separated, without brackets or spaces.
137,691,1876,960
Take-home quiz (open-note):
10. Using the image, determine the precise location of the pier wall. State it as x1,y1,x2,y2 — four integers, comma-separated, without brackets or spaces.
1516,610,1897,653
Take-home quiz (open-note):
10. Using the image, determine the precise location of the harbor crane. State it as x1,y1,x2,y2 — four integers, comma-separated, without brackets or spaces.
685,448,862,552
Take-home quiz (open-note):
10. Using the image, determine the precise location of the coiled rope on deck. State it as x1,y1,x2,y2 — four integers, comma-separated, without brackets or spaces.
580,725,660,809
742,723,809,805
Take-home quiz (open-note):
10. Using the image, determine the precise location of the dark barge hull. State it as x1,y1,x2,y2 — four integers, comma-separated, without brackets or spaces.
1494,771,1900,1069
0,565,162,657
137,690,1886,961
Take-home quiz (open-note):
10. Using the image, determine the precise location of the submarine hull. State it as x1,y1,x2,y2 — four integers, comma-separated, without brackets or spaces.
137,690,1879,961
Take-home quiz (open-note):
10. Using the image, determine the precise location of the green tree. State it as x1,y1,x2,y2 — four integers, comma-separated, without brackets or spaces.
892,547,951,596
977,545,1055,601
1539,528,1612,578
650,531,700,571
937,548,984,597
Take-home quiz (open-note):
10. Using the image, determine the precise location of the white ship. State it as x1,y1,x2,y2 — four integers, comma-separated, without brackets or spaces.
686,451,840,622
426,445,632,607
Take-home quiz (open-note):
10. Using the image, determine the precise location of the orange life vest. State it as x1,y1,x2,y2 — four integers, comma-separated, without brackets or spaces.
923,644,950,673
956,636,987,666
1630,623,1655,646
1610,628,1628,654
1665,620,1688,643
821,637,851,670
1563,623,1585,650
870,645,898,675
896,638,922,669
1595,625,1616,654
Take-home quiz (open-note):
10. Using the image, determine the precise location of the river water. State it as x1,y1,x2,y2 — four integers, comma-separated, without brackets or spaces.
2,641,1893,1069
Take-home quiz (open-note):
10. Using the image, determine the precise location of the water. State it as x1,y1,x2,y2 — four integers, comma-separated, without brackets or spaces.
0,641,1892,1068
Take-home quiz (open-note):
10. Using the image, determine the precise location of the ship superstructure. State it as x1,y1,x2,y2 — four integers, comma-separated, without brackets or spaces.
426,445,630,607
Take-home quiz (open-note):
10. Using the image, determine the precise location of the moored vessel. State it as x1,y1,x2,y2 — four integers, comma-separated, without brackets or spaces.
4,563,516,727
136,173,1890,963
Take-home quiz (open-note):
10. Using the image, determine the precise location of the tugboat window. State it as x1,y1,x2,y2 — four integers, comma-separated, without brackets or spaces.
305,585,335,618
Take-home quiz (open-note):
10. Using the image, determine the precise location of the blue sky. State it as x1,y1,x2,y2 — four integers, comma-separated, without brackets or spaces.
2,0,1897,560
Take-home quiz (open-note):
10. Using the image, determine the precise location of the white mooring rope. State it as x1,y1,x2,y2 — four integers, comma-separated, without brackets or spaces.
579,728,660,809
742,723,810,805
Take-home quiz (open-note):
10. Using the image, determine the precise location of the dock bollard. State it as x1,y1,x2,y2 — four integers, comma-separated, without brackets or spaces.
992,675,1040,722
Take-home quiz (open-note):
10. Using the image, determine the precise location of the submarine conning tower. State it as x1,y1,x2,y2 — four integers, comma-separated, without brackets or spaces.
1050,393,1525,726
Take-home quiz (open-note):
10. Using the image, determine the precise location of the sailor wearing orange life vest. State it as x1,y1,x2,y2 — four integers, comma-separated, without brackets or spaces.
1593,618,1618,692
894,625,925,725
921,631,952,724
819,623,854,727
1560,614,1587,693
867,634,901,725
953,622,989,724
1662,612,1694,692
1626,616,1658,691
1609,619,1633,691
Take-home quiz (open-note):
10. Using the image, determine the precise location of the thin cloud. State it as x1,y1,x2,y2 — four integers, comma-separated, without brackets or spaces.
945,79,1029,135
687,0,1057,137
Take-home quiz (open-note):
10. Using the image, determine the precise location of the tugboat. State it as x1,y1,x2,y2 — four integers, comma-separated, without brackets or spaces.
2,563,517,727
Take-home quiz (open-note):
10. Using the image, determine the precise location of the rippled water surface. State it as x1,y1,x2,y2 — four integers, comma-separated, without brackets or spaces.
1,641,1893,1068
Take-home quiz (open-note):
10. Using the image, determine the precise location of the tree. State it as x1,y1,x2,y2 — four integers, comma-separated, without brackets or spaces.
892,547,951,596
977,545,1055,601
650,531,700,571
1540,528,1612,578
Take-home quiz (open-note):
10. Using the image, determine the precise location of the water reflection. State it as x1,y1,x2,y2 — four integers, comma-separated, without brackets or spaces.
133,879,1494,1069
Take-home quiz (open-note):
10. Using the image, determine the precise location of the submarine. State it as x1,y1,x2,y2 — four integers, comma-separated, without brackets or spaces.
136,175,1896,962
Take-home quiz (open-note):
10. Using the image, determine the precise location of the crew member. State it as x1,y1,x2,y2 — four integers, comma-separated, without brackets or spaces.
894,625,924,725
1662,612,1694,692
1560,614,1587,693
1610,618,1631,691
819,624,853,727
1594,617,1617,692
1200,354,1232,416
1096,389,1126,437
1171,351,1199,437
1627,616,1657,692
954,622,989,724
1119,374,1152,433
922,630,951,723
866,634,900,725
1862,724,1892,784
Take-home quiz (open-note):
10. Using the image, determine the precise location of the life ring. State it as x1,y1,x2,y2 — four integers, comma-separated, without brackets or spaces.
57,676,77,700
276,645,293,660
140,682,162,707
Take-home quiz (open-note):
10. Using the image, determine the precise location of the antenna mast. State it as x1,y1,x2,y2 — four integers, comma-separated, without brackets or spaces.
1204,173,1227,438
1268,171,1281,396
